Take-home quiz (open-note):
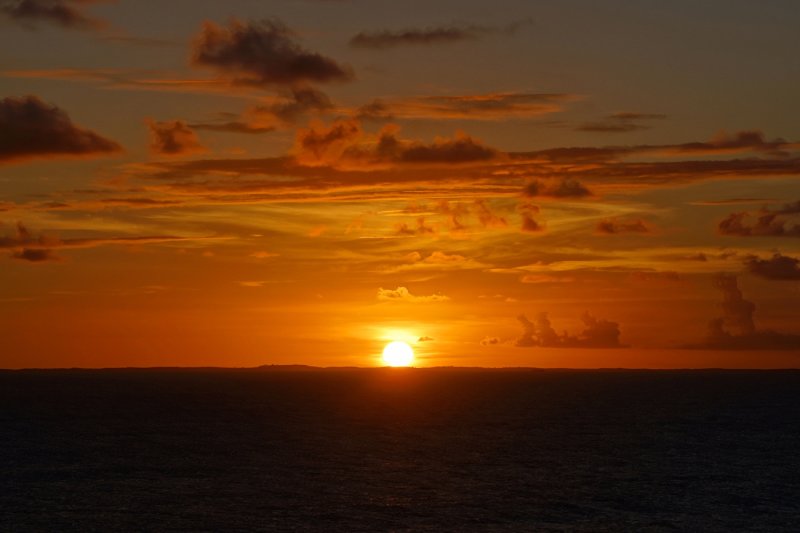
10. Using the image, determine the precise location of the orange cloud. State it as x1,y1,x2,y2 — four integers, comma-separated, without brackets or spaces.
377,286,450,303
596,218,653,235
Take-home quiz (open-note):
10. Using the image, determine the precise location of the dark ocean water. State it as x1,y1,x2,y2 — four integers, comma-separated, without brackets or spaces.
1,368,799,532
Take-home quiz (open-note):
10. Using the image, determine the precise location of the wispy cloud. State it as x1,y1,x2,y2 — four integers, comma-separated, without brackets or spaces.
576,112,666,133
349,19,531,49
356,92,578,121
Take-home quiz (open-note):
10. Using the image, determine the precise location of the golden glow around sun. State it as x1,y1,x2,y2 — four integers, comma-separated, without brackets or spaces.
382,341,414,367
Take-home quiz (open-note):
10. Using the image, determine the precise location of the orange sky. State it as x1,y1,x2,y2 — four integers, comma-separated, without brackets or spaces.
1,0,799,368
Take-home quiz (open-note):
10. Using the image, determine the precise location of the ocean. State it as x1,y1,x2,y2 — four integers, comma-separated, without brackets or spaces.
2,368,799,531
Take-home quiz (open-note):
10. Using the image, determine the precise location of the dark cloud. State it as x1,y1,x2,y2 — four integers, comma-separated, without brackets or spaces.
718,200,800,238
577,112,666,133
518,202,543,233
11,247,59,262
395,217,436,236
596,218,651,235
692,198,778,206
480,336,500,346
375,128,498,165
418,336,434,342
0,0,108,31
685,274,800,350
356,92,577,121
1,221,214,263
349,19,531,49
516,311,624,348
296,120,499,167
192,87,333,134
523,178,591,198
147,119,205,156
191,18,354,87
265,86,333,123
296,119,362,161
0,95,121,163
189,120,275,135
473,199,507,229
668,130,793,157
744,253,800,280
123,129,800,204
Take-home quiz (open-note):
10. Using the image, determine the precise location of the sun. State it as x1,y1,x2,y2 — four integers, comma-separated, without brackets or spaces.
382,341,414,367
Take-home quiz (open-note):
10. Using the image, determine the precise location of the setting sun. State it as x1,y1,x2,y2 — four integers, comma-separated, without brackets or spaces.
382,341,415,367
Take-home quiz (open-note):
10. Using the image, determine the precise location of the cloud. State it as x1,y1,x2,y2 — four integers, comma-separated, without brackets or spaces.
377,286,449,303
520,273,574,284
664,130,794,157
10,247,59,262
147,119,206,156
0,95,121,164
515,311,624,348
349,20,531,49
418,336,434,342
191,18,354,87
1,221,217,262
0,0,108,31
295,118,362,162
718,201,800,238
523,178,592,198
192,87,333,133
473,200,507,228
577,112,666,133
744,253,800,280
422,251,465,264
296,120,500,167
480,336,500,346
691,198,778,206
356,92,578,121
120,128,800,204
395,217,436,236
518,202,543,233
685,274,800,350
596,218,652,235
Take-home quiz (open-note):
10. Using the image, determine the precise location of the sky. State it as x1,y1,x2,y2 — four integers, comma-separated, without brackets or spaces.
1,0,799,369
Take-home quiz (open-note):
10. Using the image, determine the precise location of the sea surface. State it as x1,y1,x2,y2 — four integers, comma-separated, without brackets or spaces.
1,368,799,532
